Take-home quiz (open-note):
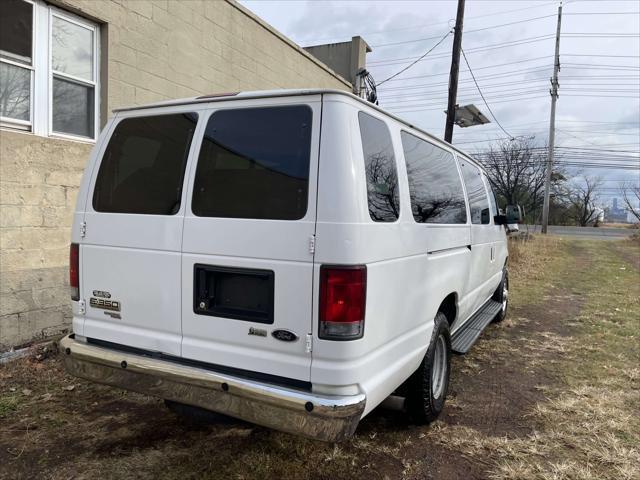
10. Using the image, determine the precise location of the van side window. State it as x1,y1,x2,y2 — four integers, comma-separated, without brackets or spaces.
192,105,312,220
460,160,490,224
93,113,198,215
400,131,467,224
484,174,499,219
358,112,400,222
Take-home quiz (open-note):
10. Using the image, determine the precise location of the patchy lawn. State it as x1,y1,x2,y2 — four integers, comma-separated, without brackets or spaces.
1,237,638,480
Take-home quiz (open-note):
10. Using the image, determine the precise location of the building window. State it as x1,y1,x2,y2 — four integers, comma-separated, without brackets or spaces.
0,0,99,140
0,0,33,127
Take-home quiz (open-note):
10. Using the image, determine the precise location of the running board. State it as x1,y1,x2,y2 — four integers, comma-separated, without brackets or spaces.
451,300,502,354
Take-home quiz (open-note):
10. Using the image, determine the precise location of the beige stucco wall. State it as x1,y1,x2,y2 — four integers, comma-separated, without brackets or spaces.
0,0,350,349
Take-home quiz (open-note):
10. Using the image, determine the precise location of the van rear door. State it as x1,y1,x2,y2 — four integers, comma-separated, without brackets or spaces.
81,109,201,356
181,97,320,383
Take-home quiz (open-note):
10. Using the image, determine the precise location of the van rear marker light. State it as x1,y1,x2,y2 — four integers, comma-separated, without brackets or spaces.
319,265,367,341
69,243,80,301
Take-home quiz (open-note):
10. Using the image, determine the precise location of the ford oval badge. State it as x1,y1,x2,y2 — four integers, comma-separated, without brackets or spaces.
272,329,299,342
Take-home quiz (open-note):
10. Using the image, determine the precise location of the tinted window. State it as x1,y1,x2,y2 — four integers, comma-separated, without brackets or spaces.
358,112,400,222
484,175,498,219
460,160,490,224
401,132,466,224
93,113,198,215
192,106,312,220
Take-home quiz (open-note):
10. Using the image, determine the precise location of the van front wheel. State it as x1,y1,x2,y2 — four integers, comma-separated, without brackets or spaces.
405,312,451,424
492,268,509,323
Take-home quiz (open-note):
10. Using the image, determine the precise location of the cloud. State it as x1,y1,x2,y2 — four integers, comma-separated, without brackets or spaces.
240,0,639,200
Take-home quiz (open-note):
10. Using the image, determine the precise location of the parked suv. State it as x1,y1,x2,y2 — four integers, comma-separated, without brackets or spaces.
61,89,521,441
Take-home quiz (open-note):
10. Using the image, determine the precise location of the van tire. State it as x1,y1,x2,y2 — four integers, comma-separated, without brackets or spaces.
164,400,239,425
492,268,509,323
405,312,451,425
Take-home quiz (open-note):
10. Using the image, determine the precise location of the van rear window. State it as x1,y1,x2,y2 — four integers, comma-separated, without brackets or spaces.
358,112,400,222
92,113,197,215
191,106,312,220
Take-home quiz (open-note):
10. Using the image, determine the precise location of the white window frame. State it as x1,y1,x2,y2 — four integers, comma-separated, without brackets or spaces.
1,0,99,142
0,0,35,131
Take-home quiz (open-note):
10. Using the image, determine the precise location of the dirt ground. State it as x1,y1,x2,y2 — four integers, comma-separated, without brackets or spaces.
1,238,638,480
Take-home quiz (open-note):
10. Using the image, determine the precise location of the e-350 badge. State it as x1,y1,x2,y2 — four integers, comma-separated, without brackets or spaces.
90,297,121,312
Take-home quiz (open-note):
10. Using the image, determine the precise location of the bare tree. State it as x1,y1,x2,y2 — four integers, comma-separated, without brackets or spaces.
567,176,603,226
620,182,640,222
475,138,566,222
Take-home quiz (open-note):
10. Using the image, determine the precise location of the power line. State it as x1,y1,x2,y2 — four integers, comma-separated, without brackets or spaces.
370,34,555,65
387,96,550,114
381,72,639,90
379,83,639,102
463,14,556,34
385,90,639,114
298,0,559,45
564,12,640,15
377,64,639,88
382,89,552,106
371,27,637,50
370,53,550,68
460,48,513,139
561,54,640,58
382,85,622,106
378,65,553,86
373,31,554,50
376,31,452,86
371,13,557,48
562,32,640,37
562,94,640,98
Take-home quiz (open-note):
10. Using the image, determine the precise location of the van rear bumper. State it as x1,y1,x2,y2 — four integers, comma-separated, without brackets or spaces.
59,334,366,442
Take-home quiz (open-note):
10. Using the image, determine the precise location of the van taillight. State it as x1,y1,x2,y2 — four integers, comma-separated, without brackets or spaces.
70,243,79,301
319,265,366,340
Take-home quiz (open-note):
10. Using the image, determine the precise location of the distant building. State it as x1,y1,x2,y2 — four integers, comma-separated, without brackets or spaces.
605,197,630,223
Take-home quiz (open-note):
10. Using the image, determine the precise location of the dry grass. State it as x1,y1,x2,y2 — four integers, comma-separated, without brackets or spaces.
429,239,640,480
508,234,564,303
1,237,638,480
508,234,561,275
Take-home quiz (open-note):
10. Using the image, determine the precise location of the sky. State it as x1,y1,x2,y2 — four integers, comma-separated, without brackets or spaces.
240,0,640,205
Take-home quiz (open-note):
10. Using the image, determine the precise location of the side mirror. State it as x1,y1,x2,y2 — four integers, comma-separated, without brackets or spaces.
506,204,523,224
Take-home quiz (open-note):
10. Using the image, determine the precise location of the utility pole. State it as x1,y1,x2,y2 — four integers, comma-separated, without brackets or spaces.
541,3,562,234
444,0,465,143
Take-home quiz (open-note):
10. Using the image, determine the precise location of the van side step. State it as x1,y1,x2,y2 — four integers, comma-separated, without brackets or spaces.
450,300,502,354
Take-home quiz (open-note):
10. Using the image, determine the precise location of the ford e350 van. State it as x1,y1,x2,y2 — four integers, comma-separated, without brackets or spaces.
60,89,522,442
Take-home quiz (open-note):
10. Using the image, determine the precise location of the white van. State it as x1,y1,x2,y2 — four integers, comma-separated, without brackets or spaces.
61,89,521,442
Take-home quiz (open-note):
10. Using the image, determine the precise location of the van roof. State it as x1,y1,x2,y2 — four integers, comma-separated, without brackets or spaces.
113,88,481,167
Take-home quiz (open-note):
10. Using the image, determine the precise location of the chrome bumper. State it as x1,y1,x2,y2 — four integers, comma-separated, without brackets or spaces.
59,335,366,442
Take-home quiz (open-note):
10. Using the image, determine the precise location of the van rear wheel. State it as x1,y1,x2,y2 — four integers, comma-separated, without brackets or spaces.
405,312,451,424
